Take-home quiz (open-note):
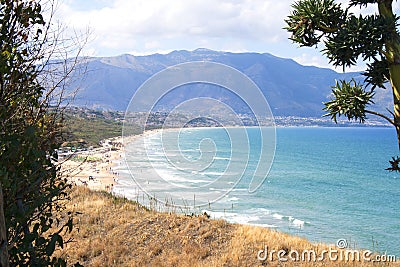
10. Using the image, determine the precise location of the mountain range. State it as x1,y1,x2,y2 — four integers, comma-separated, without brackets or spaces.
69,48,393,117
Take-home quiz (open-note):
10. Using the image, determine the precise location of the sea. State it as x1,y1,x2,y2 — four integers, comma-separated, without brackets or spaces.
113,127,400,256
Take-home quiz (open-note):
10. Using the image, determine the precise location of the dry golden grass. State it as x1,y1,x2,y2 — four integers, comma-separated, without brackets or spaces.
56,187,399,267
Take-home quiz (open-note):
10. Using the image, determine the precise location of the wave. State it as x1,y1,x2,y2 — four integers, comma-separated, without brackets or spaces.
224,196,240,202
292,219,305,228
203,171,226,176
272,213,307,228
203,210,261,225
272,213,284,220
155,169,210,184
214,157,230,160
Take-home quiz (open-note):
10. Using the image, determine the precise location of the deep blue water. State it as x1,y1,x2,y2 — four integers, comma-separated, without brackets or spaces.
118,127,400,255
249,127,400,255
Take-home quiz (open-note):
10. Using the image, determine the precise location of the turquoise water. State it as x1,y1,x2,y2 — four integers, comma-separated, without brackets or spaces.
239,127,400,255
117,127,400,255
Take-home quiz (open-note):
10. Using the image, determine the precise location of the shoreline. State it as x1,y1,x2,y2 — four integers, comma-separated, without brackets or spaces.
61,126,399,258
61,128,164,192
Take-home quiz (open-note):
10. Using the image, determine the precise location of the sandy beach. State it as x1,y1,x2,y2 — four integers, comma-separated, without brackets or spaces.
60,144,122,191
60,129,163,192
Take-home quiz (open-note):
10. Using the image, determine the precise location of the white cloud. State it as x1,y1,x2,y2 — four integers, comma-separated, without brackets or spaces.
294,52,367,72
54,0,400,70
56,0,292,55
294,53,332,69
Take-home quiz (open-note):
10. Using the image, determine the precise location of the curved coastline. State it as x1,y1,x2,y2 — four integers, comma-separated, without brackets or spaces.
64,126,400,261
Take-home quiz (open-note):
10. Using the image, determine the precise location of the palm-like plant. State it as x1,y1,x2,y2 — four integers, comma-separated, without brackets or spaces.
285,0,400,171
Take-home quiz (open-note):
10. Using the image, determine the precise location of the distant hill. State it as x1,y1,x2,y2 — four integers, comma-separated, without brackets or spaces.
69,48,393,117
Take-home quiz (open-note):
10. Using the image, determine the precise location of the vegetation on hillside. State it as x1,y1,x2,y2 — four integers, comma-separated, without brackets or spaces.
61,108,141,148
56,187,396,267
63,115,122,148
0,0,84,266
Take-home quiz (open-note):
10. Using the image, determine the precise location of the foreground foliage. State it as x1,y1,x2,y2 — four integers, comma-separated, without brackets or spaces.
0,0,81,266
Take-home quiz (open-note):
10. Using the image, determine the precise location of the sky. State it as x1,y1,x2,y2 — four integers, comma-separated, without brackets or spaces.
54,0,400,71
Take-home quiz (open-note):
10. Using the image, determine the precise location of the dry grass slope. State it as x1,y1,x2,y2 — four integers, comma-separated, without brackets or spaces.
57,187,399,267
